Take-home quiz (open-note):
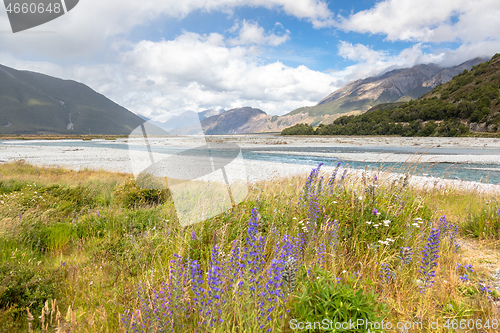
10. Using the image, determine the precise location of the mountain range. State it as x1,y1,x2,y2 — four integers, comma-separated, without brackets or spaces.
0,64,144,135
0,57,489,135
196,58,486,134
282,53,500,136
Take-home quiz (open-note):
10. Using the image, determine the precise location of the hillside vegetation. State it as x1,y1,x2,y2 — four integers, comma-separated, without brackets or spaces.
282,54,500,136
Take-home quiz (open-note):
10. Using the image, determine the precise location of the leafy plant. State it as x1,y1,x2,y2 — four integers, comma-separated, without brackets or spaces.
290,268,387,331
113,176,169,208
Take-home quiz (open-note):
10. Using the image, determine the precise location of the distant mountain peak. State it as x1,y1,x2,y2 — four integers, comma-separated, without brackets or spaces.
317,59,486,107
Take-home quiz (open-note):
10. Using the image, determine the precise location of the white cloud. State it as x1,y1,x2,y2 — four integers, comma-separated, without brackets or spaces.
335,41,477,84
336,0,500,83
0,0,333,58
0,27,338,117
112,31,336,116
228,21,290,46
340,0,500,43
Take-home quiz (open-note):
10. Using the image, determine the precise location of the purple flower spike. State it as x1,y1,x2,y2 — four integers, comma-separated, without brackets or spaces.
419,228,440,293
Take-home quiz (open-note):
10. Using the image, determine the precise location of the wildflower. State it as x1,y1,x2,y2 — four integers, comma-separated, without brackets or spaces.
327,219,340,254
365,221,373,225
419,228,440,293
380,263,395,284
479,283,492,294
327,162,342,188
438,215,448,235
301,163,323,203
372,208,380,216
459,274,469,282
449,224,460,253
338,168,348,188
457,263,473,282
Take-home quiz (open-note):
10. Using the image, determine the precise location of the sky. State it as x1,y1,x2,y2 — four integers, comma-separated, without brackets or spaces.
1,0,500,117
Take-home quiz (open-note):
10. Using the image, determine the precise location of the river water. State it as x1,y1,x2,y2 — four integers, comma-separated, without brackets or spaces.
1,137,499,185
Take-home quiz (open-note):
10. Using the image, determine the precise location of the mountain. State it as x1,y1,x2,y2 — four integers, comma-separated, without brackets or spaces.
283,54,500,136
286,58,486,122
198,108,226,121
201,107,267,135
0,64,145,135
200,58,487,135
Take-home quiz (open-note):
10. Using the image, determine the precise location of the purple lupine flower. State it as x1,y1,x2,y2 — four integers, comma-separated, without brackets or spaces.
301,163,323,204
327,162,342,189
479,283,492,294
244,208,266,292
457,263,473,282
328,219,340,255
191,230,196,241
497,207,500,216
380,263,394,284
438,215,448,235
314,242,326,267
419,228,440,293
307,185,320,236
449,223,460,253
316,176,324,195
277,234,300,263
372,208,379,216
338,168,348,188
207,244,224,326
260,259,285,327
459,274,469,282
190,260,205,307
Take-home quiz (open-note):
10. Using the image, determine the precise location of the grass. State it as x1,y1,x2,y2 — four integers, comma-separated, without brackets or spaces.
0,160,499,332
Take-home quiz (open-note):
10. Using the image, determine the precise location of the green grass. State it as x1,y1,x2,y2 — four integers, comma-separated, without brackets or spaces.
0,161,499,332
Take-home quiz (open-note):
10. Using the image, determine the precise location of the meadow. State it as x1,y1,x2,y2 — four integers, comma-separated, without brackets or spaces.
0,160,500,332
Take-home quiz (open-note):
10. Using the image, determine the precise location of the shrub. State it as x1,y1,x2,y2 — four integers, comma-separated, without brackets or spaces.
290,267,387,331
0,263,62,320
114,176,169,208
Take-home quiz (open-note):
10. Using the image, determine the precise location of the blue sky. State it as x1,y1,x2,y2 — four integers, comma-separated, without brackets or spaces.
1,0,500,116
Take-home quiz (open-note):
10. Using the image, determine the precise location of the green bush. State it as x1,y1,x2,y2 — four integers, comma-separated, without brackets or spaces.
0,263,62,319
113,176,169,208
290,268,387,332
281,123,315,135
